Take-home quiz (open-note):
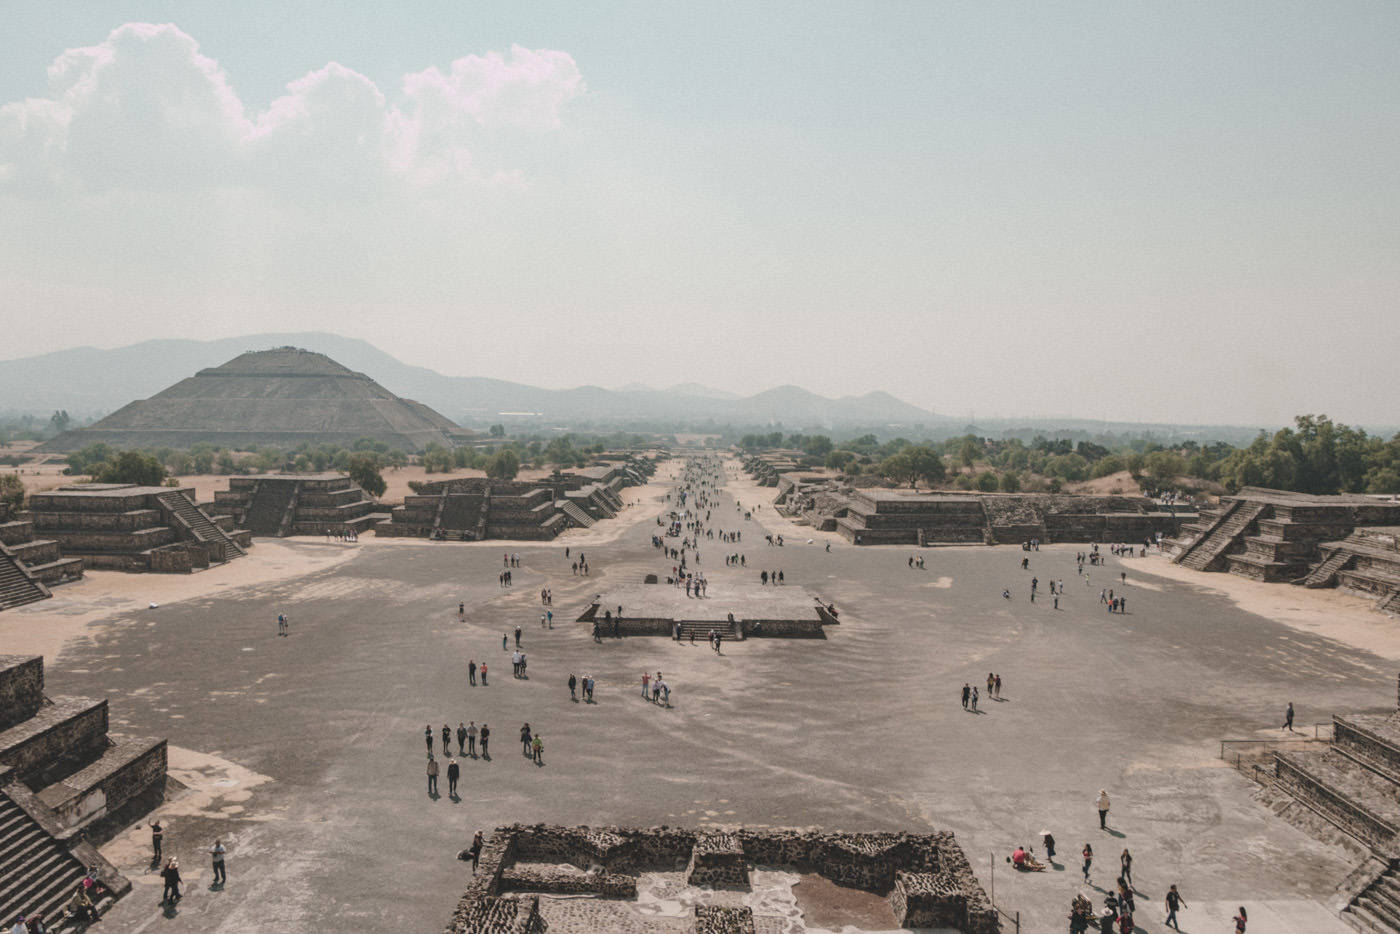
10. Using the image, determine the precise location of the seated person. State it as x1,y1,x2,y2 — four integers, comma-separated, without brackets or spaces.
1010,846,1045,871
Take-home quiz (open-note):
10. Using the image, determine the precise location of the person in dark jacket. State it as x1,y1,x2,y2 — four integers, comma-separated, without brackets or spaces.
161,858,182,904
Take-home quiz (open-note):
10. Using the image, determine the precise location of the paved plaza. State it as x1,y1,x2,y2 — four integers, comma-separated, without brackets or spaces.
9,458,1396,933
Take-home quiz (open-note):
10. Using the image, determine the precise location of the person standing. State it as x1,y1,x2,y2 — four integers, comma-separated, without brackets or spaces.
467,721,478,757
468,830,484,872
480,723,490,757
1164,884,1186,930
1082,843,1093,882
209,839,226,886
447,758,460,797
1232,907,1247,932
426,755,439,796
1096,790,1111,829
161,857,182,905
1284,702,1295,731
962,683,971,710
971,687,979,711
1041,830,1056,863
514,625,522,648
480,662,487,685
641,672,651,698
424,725,434,754
531,734,543,764
994,674,1002,699
1120,848,1132,885
568,673,577,701
520,723,532,756
442,724,451,756
151,820,164,863
457,723,467,756
469,660,477,686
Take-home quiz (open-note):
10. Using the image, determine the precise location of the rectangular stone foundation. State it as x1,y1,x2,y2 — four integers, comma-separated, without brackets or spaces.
694,905,756,934
687,833,750,888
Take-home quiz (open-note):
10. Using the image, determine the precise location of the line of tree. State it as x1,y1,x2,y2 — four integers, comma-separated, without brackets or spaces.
742,415,1400,496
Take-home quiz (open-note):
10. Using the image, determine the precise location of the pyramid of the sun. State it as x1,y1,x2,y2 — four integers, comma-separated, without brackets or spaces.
40,347,472,453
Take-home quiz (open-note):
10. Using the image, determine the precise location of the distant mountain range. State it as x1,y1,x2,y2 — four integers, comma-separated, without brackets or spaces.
0,333,957,430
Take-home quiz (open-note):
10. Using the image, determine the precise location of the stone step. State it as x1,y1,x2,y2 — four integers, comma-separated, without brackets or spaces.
0,789,90,926
1303,546,1354,588
1346,902,1400,934
0,549,49,611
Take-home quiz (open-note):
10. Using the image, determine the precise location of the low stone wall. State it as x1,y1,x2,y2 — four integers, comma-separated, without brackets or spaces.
741,619,825,639
687,833,750,888
444,895,546,934
148,542,208,573
695,905,756,934
498,862,637,898
0,655,44,732
1274,753,1398,852
1333,718,1400,777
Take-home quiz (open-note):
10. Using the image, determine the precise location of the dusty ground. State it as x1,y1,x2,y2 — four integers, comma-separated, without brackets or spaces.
6,455,1395,933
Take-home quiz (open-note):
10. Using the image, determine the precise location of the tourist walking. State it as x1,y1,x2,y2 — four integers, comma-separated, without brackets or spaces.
427,755,439,796
480,723,490,757
994,674,1001,699
442,724,451,756
962,683,970,709
467,721,478,756
531,734,543,764
469,660,477,685
971,687,979,711
1096,790,1111,829
1082,843,1093,882
1041,830,1056,862
457,723,467,755
1284,702,1294,731
161,858,182,905
1233,907,1247,932
150,820,163,863
425,725,433,754
568,673,577,701
1164,884,1186,930
1120,848,1132,885
209,839,226,886
277,613,287,636
520,723,532,756
447,758,460,797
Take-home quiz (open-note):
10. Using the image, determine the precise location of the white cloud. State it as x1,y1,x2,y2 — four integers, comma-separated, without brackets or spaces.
0,23,583,196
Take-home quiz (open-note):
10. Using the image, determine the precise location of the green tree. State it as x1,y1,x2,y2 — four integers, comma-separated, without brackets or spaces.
0,473,23,511
976,470,999,492
1143,451,1187,489
958,440,980,470
486,448,520,481
903,445,946,488
880,452,914,487
488,424,505,439
47,410,71,435
95,450,167,486
65,442,118,476
999,470,1021,493
803,435,834,458
347,454,387,498
825,450,857,471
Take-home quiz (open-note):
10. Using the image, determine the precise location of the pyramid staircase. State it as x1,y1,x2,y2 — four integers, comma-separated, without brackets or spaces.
156,490,246,562
1380,590,1400,616
1350,861,1400,933
557,500,596,529
0,785,117,927
1302,546,1357,588
0,548,49,612
244,481,297,536
676,619,740,641
1176,500,1266,571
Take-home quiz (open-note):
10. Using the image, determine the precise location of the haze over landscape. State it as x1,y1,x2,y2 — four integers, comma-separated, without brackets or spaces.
2,4,1398,427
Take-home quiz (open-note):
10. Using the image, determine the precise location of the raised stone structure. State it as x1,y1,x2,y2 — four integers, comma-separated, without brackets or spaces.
1169,488,1400,583
38,346,473,454
21,484,252,573
0,503,82,610
378,459,655,542
213,474,384,537
764,470,1196,547
447,824,998,934
0,655,168,925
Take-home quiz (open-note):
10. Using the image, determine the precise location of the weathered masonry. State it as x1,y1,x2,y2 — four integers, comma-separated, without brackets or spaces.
214,473,384,537
446,824,999,934
22,484,251,573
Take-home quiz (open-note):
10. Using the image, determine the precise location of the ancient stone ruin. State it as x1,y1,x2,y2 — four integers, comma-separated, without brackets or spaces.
379,459,655,542
0,503,83,611
21,484,251,573
1168,488,1400,607
213,473,384,537
758,465,1196,547
38,346,473,454
0,655,168,924
445,824,999,934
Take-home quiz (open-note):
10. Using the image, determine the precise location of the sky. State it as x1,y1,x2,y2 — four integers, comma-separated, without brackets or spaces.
1,3,1397,428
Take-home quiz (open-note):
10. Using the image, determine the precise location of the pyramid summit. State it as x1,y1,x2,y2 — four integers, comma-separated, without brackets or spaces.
39,346,472,454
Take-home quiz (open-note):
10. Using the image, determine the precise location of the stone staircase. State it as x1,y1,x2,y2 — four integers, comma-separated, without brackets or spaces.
1176,500,1266,571
1347,862,1400,933
156,490,246,561
1302,546,1357,588
244,481,297,536
0,786,108,926
1380,590,1400,616
557,500,596,529
0,548,49,612
677,620,739,641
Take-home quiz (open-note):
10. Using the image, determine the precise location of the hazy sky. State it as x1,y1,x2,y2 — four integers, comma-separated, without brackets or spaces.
2,3,1397,427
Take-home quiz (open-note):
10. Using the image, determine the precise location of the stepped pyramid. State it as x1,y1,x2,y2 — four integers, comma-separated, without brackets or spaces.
39,346,472,454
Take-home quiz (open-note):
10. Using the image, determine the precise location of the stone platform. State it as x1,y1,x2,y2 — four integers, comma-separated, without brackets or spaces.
578,584,834,639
